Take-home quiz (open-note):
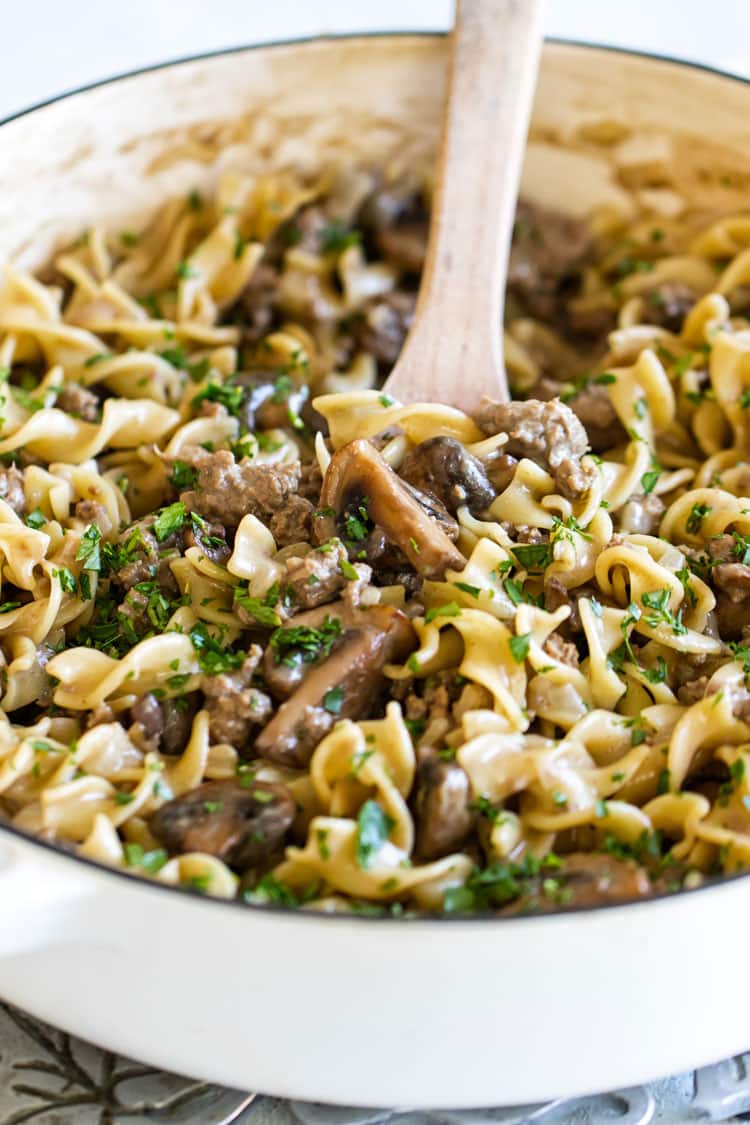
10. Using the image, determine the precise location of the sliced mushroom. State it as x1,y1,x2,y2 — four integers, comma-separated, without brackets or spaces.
399,436,495,515
413,753,476,860
149,779,295,870
374,220,429,273
262,600,350,699
486,452,519,494
404,483,460,540
232,371,309,433
255,603,415,768
131,692,198,756
313,439,465,579
502,852,652,914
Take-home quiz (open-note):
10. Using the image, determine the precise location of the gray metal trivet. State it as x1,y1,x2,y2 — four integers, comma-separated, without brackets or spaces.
0,1000,745,1125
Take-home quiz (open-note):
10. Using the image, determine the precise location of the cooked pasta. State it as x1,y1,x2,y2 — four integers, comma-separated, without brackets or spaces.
4,163,750,915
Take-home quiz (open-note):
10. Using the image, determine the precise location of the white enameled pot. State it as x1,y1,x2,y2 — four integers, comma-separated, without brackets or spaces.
1,36,750,1108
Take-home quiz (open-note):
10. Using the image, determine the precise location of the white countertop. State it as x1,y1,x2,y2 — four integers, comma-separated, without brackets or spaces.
1,0,748,121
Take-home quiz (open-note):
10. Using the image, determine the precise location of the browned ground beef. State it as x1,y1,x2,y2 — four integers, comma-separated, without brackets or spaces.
269,495,315,547
179,450,300,528
202,649,273,750
56,383,100,421
473,397,595,500
0,466,26,514
283,542,349,610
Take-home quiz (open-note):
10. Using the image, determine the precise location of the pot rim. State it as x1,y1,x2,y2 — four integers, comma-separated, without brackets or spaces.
2,30,748,926
1,31,749,129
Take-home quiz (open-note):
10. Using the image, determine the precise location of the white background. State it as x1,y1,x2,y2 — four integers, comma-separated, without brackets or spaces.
1,1,749,121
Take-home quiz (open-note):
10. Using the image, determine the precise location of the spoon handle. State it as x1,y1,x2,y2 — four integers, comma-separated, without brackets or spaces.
383,0,542,409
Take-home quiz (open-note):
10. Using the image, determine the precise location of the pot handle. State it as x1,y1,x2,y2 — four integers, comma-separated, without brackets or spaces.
0,833,97,957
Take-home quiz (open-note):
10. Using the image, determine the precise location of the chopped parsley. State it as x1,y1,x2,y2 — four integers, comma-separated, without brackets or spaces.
11,385,44,413
159,345,188,369
424,602,462,624
508,633,531,663
729,641,750,684
320,220,360,253
245,874,300,906
101,527,146,576
130,581,174,631
192,381,244,415
343,498,371,543
323,686,345,714
511,542,552,571
640,469,661,495
551,514,593,542
641,588,686,635
453,581,481,599
686,502,711,535
623,715,650,746
674,352,697,377
316,828,331,860
233,584,281,628
610,601,643,671
25,508,46,529
269,616,343,668
443,853,564,914
54,567,77,594
75,524,102,571
559,371,617,403
642,656,668,685
614,257,655,277
83,352,113,367
254,431,282,453
170,460,198,490
404,717,426,740
250,789,275,805
356,800,395,868
503,578,524,606
189,622,246,675
185,875,212,894
271,373,294,403
676,566,698,608
124,843,168,873
602,830,664,865
153,501,187,542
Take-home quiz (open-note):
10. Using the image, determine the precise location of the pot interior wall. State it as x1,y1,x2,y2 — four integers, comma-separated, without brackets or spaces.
0,40,749,271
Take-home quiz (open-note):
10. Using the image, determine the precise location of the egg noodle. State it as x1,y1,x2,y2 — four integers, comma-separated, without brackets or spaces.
3,165,750,915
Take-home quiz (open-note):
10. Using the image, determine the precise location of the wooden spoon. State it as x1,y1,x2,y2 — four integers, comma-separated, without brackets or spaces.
382,0,543,410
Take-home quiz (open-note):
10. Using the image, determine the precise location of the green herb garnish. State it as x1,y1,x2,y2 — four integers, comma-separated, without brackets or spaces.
356,800,395,869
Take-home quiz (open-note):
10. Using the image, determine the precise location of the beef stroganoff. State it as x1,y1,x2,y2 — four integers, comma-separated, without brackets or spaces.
2,166,750,914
